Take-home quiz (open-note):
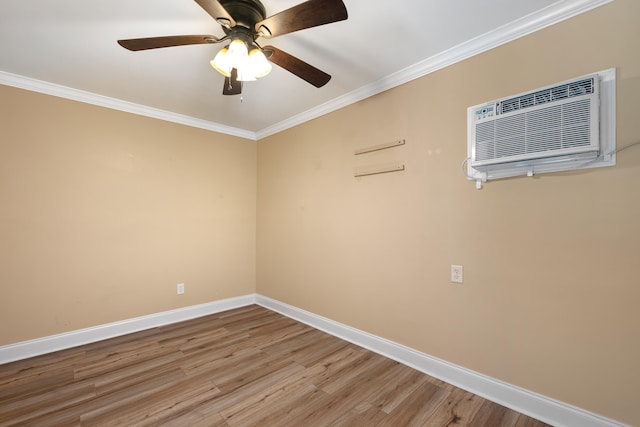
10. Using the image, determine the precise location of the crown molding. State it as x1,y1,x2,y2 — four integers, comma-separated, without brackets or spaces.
255,0,614,139
1,0,612,141
0,71,257,140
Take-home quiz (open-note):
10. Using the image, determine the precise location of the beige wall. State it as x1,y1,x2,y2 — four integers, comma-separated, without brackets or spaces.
257,1,640,425
0,86,257,345
1,0,638,424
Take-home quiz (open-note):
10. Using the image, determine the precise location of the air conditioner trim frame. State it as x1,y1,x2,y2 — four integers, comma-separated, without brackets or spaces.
466,68,616,183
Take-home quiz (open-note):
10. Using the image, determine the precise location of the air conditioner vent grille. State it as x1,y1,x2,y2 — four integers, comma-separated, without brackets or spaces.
466,69,615,183
474,99,592,162
498,77,594,114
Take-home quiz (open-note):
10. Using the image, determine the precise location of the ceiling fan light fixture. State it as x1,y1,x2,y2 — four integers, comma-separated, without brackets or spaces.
210,46,232,77
212,40,271,82
227,38,249,67
237,48,272,81
247,48,272,78
237,68,257,82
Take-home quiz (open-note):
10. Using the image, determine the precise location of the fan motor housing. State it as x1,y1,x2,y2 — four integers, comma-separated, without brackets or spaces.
219,0,266,30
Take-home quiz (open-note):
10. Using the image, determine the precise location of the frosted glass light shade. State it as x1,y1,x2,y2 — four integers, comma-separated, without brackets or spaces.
210,47,231,77
247,48,272,78
227,39,248,68
211,42,271,81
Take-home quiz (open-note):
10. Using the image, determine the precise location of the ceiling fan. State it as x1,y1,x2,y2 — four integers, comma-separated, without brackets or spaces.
117,0,348,95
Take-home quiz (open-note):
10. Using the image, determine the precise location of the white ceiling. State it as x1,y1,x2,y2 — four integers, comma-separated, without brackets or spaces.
0,0,610,139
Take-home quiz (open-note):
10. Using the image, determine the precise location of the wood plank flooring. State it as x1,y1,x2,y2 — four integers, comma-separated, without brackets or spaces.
0,305,550,426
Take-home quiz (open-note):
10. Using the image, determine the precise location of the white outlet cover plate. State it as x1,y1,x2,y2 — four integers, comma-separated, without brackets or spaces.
451,265,464,283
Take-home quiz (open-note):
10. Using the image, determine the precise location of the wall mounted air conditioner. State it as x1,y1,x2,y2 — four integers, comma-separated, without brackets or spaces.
466,68,616,187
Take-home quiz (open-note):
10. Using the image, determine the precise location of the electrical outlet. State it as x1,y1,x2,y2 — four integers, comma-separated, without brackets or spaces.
451,265,463,284
177,283,185,295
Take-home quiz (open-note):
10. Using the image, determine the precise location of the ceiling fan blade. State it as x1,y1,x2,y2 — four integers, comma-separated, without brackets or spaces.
255,0,347,38
194,0,236,27
264,45,331,88
223,68,242,95
118,35,219,51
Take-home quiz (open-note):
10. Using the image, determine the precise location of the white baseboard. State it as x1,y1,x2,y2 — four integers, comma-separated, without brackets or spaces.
1,294,627,427
255,295,627,427
0,294,256,364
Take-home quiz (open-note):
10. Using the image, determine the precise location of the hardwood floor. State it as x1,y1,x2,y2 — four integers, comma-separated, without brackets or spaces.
0,305,550,426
